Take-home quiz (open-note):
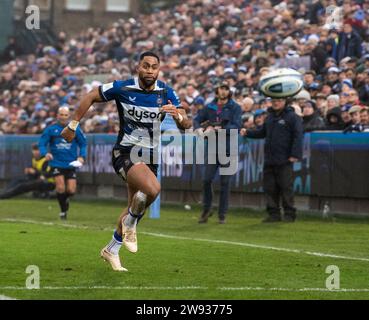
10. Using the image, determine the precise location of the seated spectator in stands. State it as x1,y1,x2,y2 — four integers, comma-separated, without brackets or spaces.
360,107,369,126
240,97,254,124
253,109,267,129
191,96,205,120
349,105,362,125
341,78,354,93
337,23,362,61
308,82,321,99
341,104,353,128
303,70,317,90
185,83,200,105
358,69,369,105
347,88,362,106
345,68,357,84
1,37,23,62
315,93,328,116
0,144,55,199
293,89,311,109
325,107,345,131
325,30,339,62
302,100,326,132
321,83,333,96
326,67,342,93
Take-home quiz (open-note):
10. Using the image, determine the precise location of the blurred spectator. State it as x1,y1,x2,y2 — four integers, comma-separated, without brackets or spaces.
360,106,369,125
302,100,325,132
348,105,362,125
0,0,369,134
337,23,363,62
341,104,353,128
253,109,267,128
1,37,23,62
325,106,345,130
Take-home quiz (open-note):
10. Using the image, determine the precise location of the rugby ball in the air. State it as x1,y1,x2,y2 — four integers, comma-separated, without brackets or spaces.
259,68,303,98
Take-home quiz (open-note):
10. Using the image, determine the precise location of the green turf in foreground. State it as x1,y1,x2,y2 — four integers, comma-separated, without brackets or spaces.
0,198,369,300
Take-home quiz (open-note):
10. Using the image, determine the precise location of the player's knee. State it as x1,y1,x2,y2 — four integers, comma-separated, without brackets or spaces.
145,184,160,202
66,190,75,196
131,191,148,213
56,186,65,193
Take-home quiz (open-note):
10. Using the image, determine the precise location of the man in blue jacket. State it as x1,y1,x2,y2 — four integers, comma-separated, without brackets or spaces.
39,106,87,220
241,98,303,222
194,81,242,224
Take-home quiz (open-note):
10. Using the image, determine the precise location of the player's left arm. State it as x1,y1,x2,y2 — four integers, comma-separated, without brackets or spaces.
75,128,87,164
161,87,192,130
289,114,304,162
164,105,192,130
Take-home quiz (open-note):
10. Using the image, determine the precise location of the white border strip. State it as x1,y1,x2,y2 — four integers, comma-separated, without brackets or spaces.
1,286,369,293
0,294,17,300
2,218,369,262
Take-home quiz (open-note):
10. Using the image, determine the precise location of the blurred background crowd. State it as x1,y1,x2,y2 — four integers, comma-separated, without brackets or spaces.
1,0,369,135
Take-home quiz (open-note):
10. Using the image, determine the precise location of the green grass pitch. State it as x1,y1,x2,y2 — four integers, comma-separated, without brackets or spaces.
0,198,369,300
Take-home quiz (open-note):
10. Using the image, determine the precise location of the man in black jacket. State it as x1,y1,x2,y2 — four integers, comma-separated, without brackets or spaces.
302,100,325,132
193,81,242,224
241,99,303,222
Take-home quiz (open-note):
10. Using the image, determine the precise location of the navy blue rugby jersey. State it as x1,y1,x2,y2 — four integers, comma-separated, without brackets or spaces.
99,77,181,149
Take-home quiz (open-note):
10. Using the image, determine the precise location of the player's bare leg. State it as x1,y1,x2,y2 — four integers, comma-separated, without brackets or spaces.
115,183,137,232
100,181,141,271
101,183,138,271
64,179,76,219
55,175,68,220
100,187,132,271
120,163,160,253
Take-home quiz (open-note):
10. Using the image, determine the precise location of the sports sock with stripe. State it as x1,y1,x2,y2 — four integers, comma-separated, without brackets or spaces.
124,208,144,228
106,231,123,255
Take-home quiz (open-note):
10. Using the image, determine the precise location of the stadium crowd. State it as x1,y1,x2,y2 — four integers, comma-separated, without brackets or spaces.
1,0,369,135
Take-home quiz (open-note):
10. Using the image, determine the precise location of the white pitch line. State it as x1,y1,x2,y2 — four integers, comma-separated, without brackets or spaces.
0,294,17,300
1,286,369,293
219,287,369,293
0,286,206,291
2,218,369,263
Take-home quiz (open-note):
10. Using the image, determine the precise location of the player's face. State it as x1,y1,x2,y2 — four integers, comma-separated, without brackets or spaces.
57,109,70,126
271,98,286,111
138,56,160,88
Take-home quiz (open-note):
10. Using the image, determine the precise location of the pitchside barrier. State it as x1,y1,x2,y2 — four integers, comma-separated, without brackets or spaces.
0,132,369,215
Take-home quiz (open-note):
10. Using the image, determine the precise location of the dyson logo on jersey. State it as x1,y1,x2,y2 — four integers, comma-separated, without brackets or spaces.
127,106,163,122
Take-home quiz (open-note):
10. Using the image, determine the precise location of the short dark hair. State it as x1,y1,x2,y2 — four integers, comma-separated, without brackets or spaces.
304,70,316,77
31,143,39,150
139,51,160,64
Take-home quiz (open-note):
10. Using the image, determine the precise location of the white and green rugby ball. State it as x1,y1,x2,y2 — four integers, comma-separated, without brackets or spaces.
259,68,303,98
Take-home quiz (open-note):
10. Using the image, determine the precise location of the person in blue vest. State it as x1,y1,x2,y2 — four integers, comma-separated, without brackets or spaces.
39,106,87,220
194,80,242,224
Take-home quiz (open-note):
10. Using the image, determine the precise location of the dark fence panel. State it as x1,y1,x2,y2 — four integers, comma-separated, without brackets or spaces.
1,132,368,199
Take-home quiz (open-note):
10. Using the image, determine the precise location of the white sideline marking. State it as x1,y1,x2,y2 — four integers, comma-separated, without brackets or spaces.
2,218,369,263
0,286,206,291
0,286,369,293
0,294,17,300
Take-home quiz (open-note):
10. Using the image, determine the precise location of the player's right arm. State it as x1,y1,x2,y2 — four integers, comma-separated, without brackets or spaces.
61,88,104,142
39,126,53,160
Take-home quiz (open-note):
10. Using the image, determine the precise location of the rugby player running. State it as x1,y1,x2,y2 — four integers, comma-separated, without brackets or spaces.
61,52,191,271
